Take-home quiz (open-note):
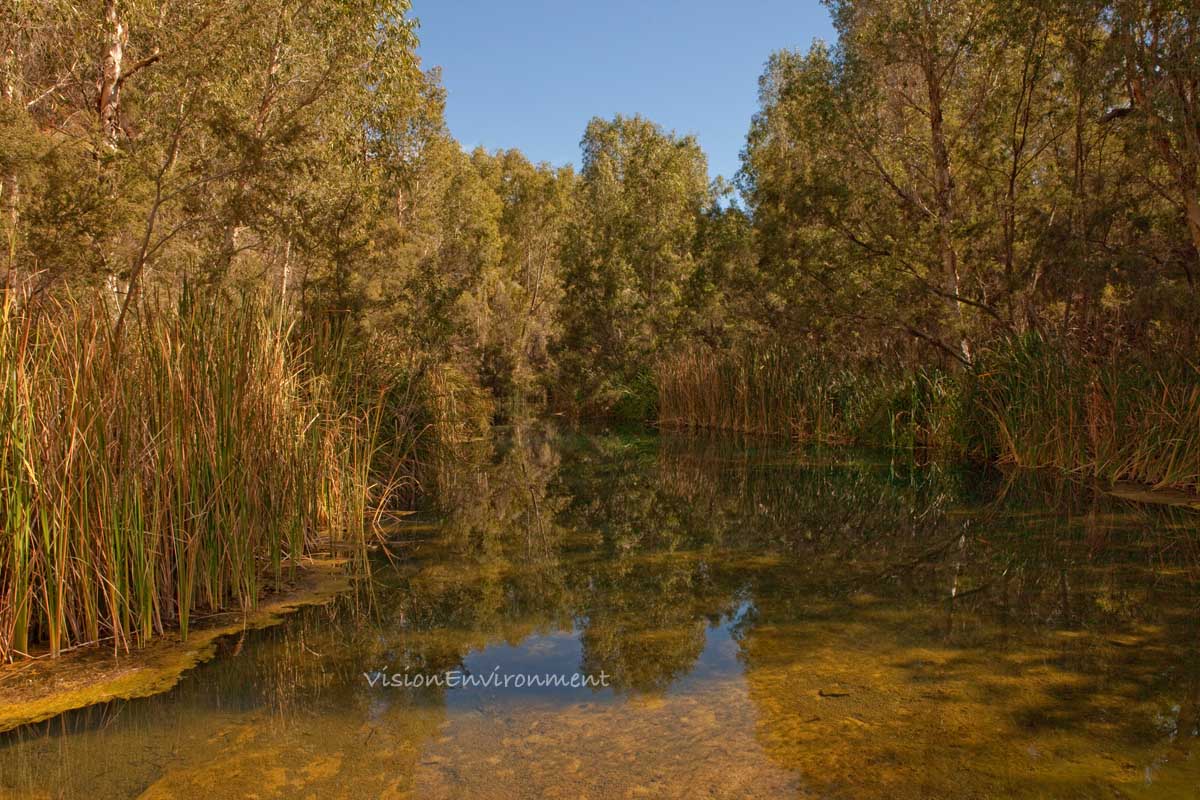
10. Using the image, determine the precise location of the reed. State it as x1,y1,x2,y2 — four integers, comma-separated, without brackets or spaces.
655,344,955,448
1114,372,1200,492
656,345,798,436
0,294,390,661
658,338,1200,494
968,336,1200,493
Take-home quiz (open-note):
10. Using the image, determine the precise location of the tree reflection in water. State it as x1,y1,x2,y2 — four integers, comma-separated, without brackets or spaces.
2,423,1199,798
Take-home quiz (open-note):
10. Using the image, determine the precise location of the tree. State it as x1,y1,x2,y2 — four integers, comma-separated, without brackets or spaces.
1110,0,1200,284
558,115,710,410
462,149,574,404
739,0,1199,365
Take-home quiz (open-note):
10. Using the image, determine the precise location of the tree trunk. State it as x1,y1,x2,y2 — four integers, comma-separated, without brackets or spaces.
98,0,125,149
923,53,971,363
1183,187,1200,285
97,0,127,315
2,50,19,302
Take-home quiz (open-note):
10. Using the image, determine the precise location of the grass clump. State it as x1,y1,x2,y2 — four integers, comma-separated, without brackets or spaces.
967,336,1199,493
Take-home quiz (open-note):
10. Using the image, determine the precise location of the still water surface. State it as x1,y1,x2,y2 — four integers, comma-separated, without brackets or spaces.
3,426,1200,798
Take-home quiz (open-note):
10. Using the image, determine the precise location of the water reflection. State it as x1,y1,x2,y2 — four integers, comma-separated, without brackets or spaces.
2,423,1199,798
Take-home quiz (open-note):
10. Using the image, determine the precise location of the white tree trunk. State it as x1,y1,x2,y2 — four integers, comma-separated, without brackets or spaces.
2,47,19,301
98,0,126,149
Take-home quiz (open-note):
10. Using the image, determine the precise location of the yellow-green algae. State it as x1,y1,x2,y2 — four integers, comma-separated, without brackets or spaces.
0,560,351,734
5,589,1194,799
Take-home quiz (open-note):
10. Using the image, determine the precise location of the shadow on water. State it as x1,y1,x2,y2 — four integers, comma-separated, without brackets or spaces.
2,422,1200,798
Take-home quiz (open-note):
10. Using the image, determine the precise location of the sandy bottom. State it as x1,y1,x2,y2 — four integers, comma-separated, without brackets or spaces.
6,604,1198,800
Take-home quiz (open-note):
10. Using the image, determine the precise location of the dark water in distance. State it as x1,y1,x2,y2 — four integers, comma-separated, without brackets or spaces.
3,424,1200,798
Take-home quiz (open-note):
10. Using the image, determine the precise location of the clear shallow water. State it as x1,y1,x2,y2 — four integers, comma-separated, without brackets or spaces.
3,425,1200,799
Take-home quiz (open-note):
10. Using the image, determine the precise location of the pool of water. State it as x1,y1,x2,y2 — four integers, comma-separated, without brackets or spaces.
3,425,1200,798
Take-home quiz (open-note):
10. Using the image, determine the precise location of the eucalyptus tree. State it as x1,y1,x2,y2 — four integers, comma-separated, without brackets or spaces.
463,149,575,403
740,0,1199,364
1108,0,1200,286
1,0,435,319
558,115,711,410
682,194,756,347
2,0,122,296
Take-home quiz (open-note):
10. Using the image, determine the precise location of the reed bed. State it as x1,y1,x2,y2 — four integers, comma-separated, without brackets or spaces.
0,295,385,661
657,340,1200,494
656,345,801,437
968,337,1200,492
656,344,959,448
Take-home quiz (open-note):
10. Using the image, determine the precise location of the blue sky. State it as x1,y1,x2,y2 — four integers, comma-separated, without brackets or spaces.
411,1,836,182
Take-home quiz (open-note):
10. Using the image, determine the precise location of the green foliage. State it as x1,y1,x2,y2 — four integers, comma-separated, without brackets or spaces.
657,0,1200,492
740,0,1199,360
459,149,575,407
557,115,712,413
606,370,659,424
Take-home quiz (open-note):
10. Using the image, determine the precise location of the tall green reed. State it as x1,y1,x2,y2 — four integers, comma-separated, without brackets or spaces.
0,293,392,661
657,337,1199,494
967,335,1199,492
655,344,958,448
